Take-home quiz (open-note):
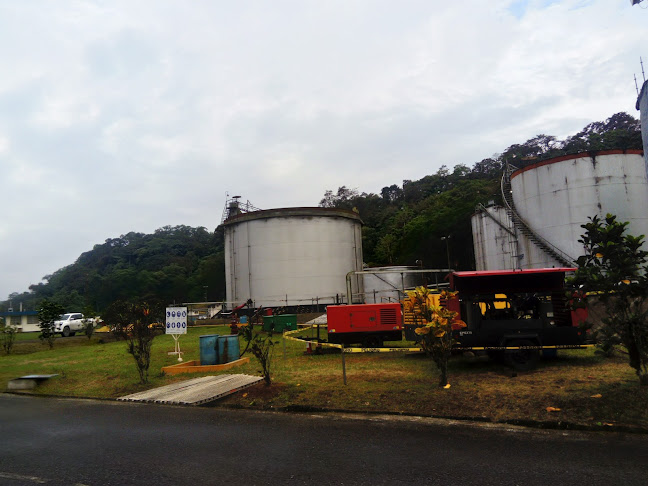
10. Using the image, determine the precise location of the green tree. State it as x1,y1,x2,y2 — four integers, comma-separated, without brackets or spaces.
38,299,65,349
82,305,97,340
572,214,648,386
239,324,276,386
0,322,17,355
104,299,162,384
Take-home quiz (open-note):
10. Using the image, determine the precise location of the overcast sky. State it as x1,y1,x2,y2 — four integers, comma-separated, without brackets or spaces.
1,0,646,301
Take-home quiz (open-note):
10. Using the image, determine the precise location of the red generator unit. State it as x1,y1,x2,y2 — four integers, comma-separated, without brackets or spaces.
327,303,403,348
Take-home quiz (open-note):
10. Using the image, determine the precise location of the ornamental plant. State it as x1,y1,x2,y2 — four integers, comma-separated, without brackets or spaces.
1,322,16,355
104,299,162,384
571,214,648,386
404,287,465,387
239,322,276,386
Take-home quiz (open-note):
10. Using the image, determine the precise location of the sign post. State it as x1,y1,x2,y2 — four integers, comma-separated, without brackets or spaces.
165,307,187,361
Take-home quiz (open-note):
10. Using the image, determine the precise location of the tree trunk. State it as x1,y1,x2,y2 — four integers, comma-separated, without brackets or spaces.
639,371,648,386
438,360,448,388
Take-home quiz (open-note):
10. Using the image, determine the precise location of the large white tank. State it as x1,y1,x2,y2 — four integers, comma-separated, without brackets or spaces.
223,207,363,308
363,266,423,304
510,150,648,267
471,205,519,271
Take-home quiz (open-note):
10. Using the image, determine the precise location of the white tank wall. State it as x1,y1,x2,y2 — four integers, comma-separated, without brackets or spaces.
471,206,518,270
472,206,563,270
224,209,363,307
638,80,648,178
511,151,648,265
363,266,421,303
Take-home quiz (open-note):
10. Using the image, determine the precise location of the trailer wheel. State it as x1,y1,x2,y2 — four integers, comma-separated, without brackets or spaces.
505,339,539,371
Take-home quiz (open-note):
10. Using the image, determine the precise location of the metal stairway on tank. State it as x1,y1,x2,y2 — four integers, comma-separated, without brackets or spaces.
501,164,575,267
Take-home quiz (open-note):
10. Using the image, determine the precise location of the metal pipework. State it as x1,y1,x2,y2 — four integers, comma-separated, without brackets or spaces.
345,268,453,306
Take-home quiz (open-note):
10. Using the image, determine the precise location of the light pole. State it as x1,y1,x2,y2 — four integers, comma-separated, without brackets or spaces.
441,235,452,269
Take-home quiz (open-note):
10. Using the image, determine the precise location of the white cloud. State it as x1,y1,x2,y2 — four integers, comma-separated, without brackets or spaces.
0,0,646,300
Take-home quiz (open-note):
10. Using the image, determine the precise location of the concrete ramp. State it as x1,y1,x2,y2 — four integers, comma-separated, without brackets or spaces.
118,374,263,406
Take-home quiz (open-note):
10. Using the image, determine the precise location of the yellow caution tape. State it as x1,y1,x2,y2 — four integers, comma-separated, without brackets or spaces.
453,344,595,351
281,325,595,354
340,347,423,353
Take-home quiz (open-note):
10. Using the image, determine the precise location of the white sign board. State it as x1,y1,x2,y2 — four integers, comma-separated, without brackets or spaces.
165,307,188,334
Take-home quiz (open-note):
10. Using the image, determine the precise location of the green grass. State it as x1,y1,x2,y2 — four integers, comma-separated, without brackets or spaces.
2,325,647,430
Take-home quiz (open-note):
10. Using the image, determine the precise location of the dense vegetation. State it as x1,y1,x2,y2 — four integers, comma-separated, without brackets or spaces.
3,226,226,313
1,112,642,314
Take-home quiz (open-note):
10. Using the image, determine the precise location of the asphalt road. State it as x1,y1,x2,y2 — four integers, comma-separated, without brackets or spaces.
1,394,647,485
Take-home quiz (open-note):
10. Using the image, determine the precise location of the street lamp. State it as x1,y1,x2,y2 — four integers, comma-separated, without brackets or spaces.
441,235,452,270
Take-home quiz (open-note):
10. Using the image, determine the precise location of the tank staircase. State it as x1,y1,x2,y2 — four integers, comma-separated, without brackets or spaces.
501,165,575,267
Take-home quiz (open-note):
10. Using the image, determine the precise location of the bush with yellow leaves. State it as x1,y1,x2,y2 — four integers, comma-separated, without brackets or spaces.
404,286,465,387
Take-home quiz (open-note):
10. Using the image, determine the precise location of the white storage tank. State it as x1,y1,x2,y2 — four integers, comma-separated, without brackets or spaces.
510,149,648,267
363,266,424,304
471,205,519,271
637,80,648,177
223,207,363,308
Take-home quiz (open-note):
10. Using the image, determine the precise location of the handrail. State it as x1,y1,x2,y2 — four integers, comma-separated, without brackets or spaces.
500,169,576,266
346,268,452,306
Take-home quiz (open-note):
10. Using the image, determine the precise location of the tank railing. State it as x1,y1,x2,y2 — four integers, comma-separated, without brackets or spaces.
500,168,576,267
221,197,262,223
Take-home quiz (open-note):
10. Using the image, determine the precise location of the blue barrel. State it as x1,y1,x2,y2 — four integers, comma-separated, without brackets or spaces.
218,335,240,364
199,334,220,365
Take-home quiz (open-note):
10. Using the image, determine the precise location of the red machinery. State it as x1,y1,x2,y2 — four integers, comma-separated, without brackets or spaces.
327,303,403,348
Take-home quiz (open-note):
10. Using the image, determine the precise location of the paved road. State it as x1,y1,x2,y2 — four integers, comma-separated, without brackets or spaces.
1,394,647,485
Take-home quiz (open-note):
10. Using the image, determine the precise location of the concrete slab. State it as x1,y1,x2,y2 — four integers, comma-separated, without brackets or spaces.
117,374,263,406
7,374,59,391
305,314,327,325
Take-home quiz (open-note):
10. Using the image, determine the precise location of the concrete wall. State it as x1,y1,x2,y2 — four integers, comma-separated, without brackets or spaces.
3,314,40,332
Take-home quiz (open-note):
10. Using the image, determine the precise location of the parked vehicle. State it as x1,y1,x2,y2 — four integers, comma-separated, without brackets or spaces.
53,313,91,337
443,268,589,369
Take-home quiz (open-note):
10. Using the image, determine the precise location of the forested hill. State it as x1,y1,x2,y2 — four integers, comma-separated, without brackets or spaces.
1,112,642,314
3,226,226,314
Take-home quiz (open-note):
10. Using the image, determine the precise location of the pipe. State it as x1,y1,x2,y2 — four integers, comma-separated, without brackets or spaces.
345,268,453,306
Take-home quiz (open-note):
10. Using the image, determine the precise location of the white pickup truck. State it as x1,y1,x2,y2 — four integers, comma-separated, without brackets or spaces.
54,313,92,337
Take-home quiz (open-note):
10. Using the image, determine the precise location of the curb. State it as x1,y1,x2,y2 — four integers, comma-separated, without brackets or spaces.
5,391,648,435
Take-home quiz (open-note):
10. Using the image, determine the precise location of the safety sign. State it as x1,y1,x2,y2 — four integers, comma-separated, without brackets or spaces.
165,307,188,335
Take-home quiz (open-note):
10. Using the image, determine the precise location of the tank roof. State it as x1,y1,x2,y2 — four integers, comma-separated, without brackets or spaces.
511,149,644,179
222,206,363,225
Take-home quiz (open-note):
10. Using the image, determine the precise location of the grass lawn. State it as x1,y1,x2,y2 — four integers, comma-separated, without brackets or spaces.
1,324,647,431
